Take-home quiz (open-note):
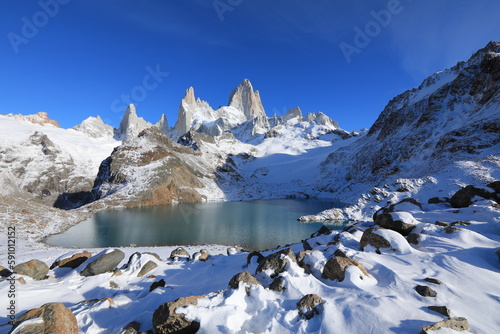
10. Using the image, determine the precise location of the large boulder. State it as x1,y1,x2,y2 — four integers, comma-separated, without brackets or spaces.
152,295,206,334
374,212,417,236
80,249,125,277
13,259,49,280
360,227,391,252
170,247,190,260
322,257,368,282
296,294,324,320
50,251,92,269
420,317,470,334
10,302,78,334
137,260,158,278
360,227,411,254
228,271,262,289
256,248,297,278
449,185,493,208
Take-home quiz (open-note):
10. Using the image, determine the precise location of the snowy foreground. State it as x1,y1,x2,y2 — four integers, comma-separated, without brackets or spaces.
1,199,499,333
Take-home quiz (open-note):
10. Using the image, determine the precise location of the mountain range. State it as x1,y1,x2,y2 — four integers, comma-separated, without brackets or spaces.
1,41,499,220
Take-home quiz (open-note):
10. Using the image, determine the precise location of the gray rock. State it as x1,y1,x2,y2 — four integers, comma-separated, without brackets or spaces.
50,251,92,269
360,227,391,252
322,256,368,282
424,277,442,285
270,277,286,292
297,294,324,320
153,295,206,334
415,285,437,297
421,317,470,334
256,248,296,277
14,259,49,280
169,247,190,260
228,271,262,289
374,212,416,236
137,261,158,278
428,306,451,317
80,249,125,277
10,302,78,334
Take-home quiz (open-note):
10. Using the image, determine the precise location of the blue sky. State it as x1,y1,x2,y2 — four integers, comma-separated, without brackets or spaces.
2,0,499,131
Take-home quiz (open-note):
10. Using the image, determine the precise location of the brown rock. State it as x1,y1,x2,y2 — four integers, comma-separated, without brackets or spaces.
297,294,324,320
270,277,286,292
50,251,92,269
170,247,190,260
137,261,158,278
14,259,49,280
424,277,442,285
421,317,470,334
152,295,206,334
11,302,78,334
322,256,368,281
228,271,262,289
256,248,296,277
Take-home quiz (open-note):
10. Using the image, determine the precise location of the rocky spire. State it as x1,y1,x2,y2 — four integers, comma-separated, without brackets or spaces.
117,104,152,141
174,87,197,136
155,114,170,135
73,115,115,138
228,79,266,121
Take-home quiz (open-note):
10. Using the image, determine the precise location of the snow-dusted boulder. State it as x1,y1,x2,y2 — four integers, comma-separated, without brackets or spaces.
322,256,368,282
360,227,412,254
374,211,417,236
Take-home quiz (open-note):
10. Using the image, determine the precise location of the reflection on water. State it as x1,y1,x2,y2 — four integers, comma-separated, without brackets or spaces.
46,199,349,250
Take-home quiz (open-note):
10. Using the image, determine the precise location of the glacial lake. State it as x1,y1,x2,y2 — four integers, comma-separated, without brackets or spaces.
46,199,349,250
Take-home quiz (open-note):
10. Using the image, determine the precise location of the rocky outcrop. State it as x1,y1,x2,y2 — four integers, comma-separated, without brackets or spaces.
256,248,297,278
10,302,78,334
152,295,206,334
297,294,324,320
116,104,153,141
322,256,368,281
374,212,417,236
50,251,92,269
7,111,61,127
228,271,262,289
420,317,470,334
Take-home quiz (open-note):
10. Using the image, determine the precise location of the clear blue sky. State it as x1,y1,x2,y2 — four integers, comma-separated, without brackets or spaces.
2,0,499,131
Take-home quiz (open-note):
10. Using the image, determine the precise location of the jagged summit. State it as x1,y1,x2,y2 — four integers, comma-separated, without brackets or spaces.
73,115,115,139
4,111,61,127
117,104,153,141
228,78,266,121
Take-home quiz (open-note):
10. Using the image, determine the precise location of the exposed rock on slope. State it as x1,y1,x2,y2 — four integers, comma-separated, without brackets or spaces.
228,78,266,120
4,111,61,127
116,104,153,141
73,115,115,139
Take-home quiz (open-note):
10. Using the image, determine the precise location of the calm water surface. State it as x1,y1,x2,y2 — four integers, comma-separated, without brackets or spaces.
46,199,349,250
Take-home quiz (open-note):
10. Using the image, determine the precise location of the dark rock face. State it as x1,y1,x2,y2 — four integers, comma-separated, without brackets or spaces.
407,233,420,245
428,306,451,317
296,294,324,320
0,265,13,277
13,259,49,280
449,185,495,208
149,279,166,292
360,227,391,252
152,295,205,334
10,302,78,334
415,285,437,297
322,257,368,281
50,251,92,269
228,271,262,289
421,317,470,334
256,248,297,277
80,249,125,277
246,251,264,265
374,213,416,236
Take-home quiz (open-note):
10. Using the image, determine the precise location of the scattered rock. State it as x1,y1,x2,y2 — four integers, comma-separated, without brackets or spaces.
444,225,459,234
169,247,190,260
137,261,158,278
81,249,125,277
297,294,324,320
302,240,313,251
256,248,297,277
152,295,206,334
50,251,92,269
77,297,115,308
428,197,447,204
112,269,123,277
198,249,210,261
18,277,26,284
228,271,262,289
296,250,316,274
407,233,420,245
246,251,264,265
449,185,493,208
149,279,166,292
0,265,13,277
374,212,416,236
322,256,368,282
13,259,49,280
10,302,78,334
435,221,448,227
122,321,141,334
270,277,286,292
424,277,442,285
451,221,471,226
143,252,162,261
109,281,119,289
310,225,330,238
428,305,451,317
360,227,391,252
421,317,470,334
415,285,437,297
